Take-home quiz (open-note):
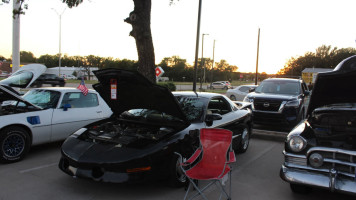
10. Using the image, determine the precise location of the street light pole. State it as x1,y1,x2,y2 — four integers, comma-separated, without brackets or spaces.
52,7,66,76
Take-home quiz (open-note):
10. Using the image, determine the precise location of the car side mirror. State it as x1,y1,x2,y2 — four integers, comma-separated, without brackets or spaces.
249,88,255,93
205,113,222,126
63,103,71,111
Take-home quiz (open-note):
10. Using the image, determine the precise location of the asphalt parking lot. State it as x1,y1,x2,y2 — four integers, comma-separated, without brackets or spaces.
1,134,355,200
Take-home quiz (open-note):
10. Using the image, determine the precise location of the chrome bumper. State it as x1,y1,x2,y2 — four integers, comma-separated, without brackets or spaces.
280,165,356,195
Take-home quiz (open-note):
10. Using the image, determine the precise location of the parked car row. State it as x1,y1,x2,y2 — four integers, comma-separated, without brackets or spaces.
2,55,356,196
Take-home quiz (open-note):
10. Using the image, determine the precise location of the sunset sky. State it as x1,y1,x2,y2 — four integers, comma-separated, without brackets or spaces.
1,0,356,74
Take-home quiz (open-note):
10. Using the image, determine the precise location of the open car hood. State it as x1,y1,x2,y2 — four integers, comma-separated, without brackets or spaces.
93,69,188,123
0,64,46,88
307,55,356,116
0,85,42,109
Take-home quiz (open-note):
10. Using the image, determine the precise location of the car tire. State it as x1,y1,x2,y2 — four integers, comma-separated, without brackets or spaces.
0,127,30,163
223,86,228,90
230,95,237,101
233,125,250,153
290,183,312,194
168,154,187,187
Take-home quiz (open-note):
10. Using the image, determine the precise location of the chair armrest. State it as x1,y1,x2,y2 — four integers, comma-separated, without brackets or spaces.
185,148,202,165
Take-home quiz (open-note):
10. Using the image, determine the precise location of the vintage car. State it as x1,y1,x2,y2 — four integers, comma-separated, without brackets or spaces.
58,69,252,186
280,55,356,195
0,64,112,163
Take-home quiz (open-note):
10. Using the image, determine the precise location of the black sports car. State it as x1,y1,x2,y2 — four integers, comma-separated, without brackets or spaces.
280,55,356,195
58,69,252,186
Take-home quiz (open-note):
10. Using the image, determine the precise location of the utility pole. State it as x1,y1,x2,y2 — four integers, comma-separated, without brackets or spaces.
211,40,215,84
255,28,260,85
193,0,203,92
12,0,21,73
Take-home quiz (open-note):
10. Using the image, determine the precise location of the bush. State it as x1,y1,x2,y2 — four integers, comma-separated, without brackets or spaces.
157,82,176,91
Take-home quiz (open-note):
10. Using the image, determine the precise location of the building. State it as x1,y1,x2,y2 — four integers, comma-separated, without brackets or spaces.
302,68,333,85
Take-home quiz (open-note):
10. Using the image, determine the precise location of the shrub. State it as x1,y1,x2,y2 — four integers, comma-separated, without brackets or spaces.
157,82,176,91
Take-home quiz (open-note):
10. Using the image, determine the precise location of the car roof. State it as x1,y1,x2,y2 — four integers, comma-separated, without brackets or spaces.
173,91,225,98
263,78,302,83
32,87,96,93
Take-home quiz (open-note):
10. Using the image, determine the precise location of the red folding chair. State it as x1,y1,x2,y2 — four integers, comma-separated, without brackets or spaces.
176,128,236,200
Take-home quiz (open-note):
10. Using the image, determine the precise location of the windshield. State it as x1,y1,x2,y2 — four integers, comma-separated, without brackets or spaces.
19,89,61,109
255,80,300,95
121,96,206,123
175,96,207,122
0,71,33,87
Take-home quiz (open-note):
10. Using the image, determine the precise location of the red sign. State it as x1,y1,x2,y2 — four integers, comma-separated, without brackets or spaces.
155,67,163,77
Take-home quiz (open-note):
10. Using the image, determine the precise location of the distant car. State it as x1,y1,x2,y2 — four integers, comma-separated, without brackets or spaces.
62,74,77,80
226,85,258,101
58,69,252,186
32,73,65,87
243,78,310,128
280,55,356,195
210,81,232,90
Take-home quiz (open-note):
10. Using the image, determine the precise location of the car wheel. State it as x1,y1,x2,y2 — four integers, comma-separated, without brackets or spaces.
233,125,250,153
230,95,237,101
223,86,228,90
290,183,312,194
0,127,30,163
169,154,187,187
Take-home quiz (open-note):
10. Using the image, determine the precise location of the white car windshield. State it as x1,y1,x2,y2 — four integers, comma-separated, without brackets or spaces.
19,89,61,109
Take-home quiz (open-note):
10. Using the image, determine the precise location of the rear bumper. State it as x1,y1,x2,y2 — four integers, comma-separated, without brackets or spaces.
280,165,356,195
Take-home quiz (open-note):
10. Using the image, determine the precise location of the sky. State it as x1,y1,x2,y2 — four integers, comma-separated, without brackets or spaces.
1,0,356,74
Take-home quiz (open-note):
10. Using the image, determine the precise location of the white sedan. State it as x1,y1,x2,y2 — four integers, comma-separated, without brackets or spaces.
0,86,112,163
226,85,258,101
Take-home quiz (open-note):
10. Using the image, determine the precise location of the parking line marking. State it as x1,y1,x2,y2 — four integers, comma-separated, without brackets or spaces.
19,162,58,173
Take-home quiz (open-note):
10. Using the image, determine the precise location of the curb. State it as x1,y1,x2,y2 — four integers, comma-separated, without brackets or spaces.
251,129,287,142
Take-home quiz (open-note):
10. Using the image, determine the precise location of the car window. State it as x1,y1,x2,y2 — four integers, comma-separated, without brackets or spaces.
207,97,232,115
60,92,99,108
239,86,249,93
20,89,61,109
256,81,300,95
0,70,33,87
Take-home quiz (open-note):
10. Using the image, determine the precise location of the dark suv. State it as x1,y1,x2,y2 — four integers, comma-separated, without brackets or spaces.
243,78,310,128
280,55,356,196
32,73,65,87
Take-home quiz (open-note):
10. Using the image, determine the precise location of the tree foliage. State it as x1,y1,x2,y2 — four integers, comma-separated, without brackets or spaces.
278,45,356,76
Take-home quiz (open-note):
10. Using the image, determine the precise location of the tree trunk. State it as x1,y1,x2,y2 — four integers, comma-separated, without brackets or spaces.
125,0,156,83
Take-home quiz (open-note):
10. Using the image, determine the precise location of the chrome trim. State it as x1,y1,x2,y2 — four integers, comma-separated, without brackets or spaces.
307,147,356,157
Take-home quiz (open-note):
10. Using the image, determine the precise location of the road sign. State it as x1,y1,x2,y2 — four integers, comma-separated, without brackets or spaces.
155,66,164,77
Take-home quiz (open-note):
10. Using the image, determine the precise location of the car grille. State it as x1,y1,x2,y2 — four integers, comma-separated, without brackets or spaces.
309,148,356,178
284,147,356,179
253,99,282,112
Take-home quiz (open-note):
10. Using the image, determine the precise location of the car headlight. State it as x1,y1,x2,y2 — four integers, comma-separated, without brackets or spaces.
287,135,306,152
285,100,301,107
243,96,253,103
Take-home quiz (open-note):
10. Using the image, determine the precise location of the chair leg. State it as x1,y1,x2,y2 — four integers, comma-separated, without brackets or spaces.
185,179,209,200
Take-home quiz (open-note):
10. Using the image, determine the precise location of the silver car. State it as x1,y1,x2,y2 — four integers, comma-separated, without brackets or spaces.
226,85,257,101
